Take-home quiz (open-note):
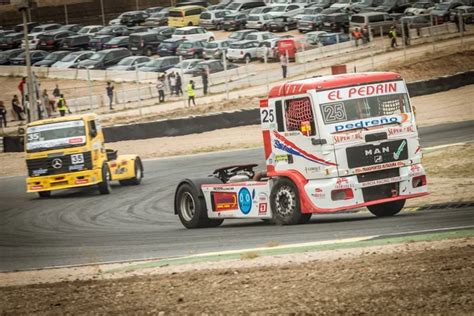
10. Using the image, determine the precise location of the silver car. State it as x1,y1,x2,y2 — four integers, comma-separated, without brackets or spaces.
246,14,274,30
51,51,94,68
203,40,231,59
226,40,259,63
256,38,280,61
199,10,233,30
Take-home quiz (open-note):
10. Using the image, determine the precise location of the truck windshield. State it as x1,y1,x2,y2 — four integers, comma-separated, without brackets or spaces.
26,120,86,152
317,81,412,133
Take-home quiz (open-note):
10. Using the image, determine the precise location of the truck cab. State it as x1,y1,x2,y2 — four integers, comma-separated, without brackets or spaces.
25,114,143,197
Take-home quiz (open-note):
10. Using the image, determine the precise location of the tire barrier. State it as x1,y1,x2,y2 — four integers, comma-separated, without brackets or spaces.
2,71,473,151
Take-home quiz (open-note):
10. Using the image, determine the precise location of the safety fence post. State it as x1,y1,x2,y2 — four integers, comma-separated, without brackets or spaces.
87,68,93,111
222,51,229,100
135,67,143,116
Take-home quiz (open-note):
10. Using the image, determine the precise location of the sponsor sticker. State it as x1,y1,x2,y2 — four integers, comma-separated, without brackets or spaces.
238,188,252,215
258,203,268,215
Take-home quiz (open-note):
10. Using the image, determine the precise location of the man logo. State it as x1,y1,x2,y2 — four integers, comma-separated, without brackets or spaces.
52,158,63,169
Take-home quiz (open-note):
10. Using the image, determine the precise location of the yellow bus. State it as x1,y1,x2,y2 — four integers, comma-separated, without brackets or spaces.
168,5,206,27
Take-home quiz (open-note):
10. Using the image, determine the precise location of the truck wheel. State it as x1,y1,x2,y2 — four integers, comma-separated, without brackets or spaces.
119,159,143,186
98,165,112,195
176,183,223,229
270,178,311,225
367,199,405,217
38,191,51,198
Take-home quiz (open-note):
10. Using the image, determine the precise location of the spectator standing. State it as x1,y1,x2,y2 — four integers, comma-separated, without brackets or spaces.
280,53,289,79
18,77,26,105
156,76,165,103
362,26,370,44
52,84,61,99
12,95,24,121
106,82,114,110
351,27,362,47
42,89,52,117
175,73,183,96
201,68,209,95
187,80,196,106
389,26,397,49
169,73,177,96
0,101,7,128
56,94,70,117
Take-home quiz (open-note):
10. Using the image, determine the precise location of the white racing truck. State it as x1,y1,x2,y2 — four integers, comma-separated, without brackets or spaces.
174,72,429,228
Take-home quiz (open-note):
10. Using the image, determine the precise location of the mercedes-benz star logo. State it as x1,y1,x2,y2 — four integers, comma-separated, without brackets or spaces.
51,158,63,169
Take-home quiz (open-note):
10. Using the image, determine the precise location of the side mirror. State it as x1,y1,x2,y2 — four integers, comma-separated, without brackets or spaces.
90,129,97,138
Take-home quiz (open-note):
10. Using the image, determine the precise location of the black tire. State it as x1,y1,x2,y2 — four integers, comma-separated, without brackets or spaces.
193,52,199,59
175,183,224,229
208,36,215,42
216,23,221,30
98,165,112,195
367,199,405,217
244,54,251,63
146,48,153,56
262,25,268,31
284,25,289,32
38,191,51,198
270,178,311,225
119,159,143,186
188,22,193,26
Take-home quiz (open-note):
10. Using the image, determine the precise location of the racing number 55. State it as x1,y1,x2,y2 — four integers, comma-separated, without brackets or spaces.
260,108,275,129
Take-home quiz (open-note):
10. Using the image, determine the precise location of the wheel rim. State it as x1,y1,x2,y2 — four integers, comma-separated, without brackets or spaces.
106,169,111,189
284,26,289,32
245,55,250,63
180,192,195,222
136,164,142,179
275,185,296,217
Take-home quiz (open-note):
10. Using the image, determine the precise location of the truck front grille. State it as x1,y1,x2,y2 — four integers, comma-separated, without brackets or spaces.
26,151,93,177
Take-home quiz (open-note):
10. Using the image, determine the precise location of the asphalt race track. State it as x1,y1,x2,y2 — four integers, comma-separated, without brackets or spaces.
0,121,473,272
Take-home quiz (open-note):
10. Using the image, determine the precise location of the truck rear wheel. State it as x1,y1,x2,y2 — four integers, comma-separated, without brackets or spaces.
175,182,223,229
98,165,112,195
38,191,51,198
119,159,143,186
270,178,311,225
367,199,405,217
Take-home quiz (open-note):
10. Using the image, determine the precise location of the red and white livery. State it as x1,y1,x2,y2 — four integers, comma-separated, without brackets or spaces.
174,72,428,228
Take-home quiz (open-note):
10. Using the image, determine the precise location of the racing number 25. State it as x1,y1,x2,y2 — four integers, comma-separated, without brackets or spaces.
261,108,275,127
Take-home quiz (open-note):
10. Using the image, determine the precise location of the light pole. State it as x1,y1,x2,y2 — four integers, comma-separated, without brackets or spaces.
100,0,106,26
13,0,37,122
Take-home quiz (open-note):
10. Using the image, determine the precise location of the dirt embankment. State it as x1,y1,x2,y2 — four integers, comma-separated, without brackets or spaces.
1,237,473,314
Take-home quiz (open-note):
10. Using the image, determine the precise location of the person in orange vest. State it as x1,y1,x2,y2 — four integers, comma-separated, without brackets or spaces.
352,27,362,47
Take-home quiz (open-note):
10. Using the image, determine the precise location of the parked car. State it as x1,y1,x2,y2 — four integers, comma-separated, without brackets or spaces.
266,16,298,31
222,13,249,30
398,15,431,36
318,32,350,45
372,0,415,14
330,0,360,11
107,56,151,70
166,58,203,75
349,12,395,35
321,6,344,13
21,32,43,50
199,10,232,29
33,51,70,67
60,34,91,51
129,32,164,56
294,7,323,20
176,39,206,58
9,50,48,65
304,30,328,45
450,5,474,24
103,36,129,49
37,30,74,51
203,39,231,59
172,26,215,41
308,0,338,9
51,51,94,68
350,0,383,13
13,22,39,33
321,13,350,32
0,32,24,50
248,6,274,14
149,26,176,38
89,35,114,51
0,48,24,65
225,0,266,12
128,26,150,34
226,40,259,62
97,25,129,36
267,4,305,17
228,29,257,41
431,1,463,23
157,38,187,56
256,38,281,61
138,56,180,72
109,13,126,26
77,48,131,69
188,59,238,76
120,11,150,26
244,31,277,41
31,24,62,33
245,14,274,30
168,5,206,27
404,1,434,15
58,24,84,33
146,6,165,14
297,14,324,32
143,10,170,27
78,25,103,36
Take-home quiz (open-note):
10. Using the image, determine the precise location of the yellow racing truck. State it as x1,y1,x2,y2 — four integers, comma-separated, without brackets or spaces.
25,113,143,197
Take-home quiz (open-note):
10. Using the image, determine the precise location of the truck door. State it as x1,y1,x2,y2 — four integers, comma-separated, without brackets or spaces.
269,95,337,180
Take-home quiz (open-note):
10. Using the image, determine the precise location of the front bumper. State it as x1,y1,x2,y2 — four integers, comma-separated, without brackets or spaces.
26,169,102,193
